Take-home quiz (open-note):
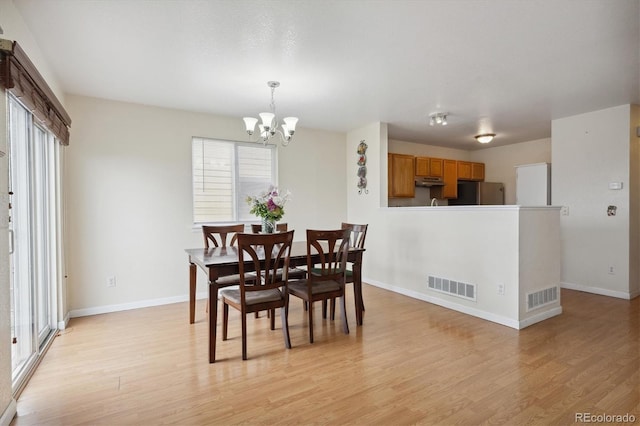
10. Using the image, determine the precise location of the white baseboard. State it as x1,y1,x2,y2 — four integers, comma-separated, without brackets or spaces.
561,281,634,300
58,311,70,330
518,306,563,329
364,277,522,330
69,291,209,318
0,399,16,426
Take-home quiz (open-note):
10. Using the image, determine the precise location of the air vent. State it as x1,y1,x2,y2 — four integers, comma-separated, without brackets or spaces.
526,286,558,311
428,275,476,301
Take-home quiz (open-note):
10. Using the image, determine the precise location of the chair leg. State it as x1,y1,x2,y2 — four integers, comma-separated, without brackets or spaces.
255,311,259,318
321,300,327,319
270,308,276,330
222,302,229,341
281,304,291,349
340,295,349,335
330,298,336,321
308,301,314,343
303,301,308,311
241,310,248,360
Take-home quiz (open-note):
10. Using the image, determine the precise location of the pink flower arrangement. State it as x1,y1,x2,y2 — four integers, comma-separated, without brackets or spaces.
246,185,291,221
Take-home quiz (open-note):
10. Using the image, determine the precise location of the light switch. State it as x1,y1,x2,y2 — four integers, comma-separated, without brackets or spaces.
609,182,623,190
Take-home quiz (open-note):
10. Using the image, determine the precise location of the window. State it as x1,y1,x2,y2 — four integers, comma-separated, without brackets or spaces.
192,137,276,224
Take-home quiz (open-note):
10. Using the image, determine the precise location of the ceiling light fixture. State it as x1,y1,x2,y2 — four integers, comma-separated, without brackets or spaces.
429,112,448,127
243,81,298,146
475,133,496,144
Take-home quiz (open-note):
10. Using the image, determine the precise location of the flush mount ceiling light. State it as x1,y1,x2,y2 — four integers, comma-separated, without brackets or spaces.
429,112,448,126
243,81,298,146
475,133,496,144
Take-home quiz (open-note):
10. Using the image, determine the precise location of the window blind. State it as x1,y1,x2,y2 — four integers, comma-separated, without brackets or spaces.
192,137,275,224
0,39,71,145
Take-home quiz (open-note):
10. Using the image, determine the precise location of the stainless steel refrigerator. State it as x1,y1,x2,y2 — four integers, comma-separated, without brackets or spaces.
448,182,505,205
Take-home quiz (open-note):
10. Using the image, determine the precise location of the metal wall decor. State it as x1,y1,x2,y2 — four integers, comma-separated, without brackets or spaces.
357,140,368,194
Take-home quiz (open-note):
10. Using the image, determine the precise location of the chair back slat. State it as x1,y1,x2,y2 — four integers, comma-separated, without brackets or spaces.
341,222,368,249
202,224,245,248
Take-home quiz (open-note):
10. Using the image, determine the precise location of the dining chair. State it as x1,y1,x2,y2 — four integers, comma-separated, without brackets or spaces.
325,222,369,320
202,224,254,314
250,223,288,233
219,230,294,360
250,223,306,318
288,228,350,343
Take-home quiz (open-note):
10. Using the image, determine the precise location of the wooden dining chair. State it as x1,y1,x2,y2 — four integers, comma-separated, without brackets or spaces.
250,223,306,318
219,230,294,360
250,223,288,233
288,228,350,343
202,224,254,314
326,222,369,320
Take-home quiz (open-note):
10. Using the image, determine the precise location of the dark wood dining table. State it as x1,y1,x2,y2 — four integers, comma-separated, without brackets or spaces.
185,240,365,363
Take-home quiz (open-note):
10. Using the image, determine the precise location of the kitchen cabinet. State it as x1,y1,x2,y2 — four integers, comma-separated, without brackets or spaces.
388,153,415,198
415,157,444,178
430,159,457,199
471,162,485,181
458,161,485,181
457,161,472,180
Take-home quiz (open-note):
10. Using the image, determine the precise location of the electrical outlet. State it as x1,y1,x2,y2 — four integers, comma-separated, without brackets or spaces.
107,276,116,287
561,206,569,216
608,266,615,275
497,283,505,296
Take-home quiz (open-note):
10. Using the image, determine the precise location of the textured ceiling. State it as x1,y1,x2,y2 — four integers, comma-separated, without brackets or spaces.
13,0,640,150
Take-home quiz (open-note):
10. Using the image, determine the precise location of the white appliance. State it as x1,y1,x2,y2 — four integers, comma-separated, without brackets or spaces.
515,163,551,205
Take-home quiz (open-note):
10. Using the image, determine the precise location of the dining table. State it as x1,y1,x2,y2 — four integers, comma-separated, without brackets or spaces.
185,240,365,363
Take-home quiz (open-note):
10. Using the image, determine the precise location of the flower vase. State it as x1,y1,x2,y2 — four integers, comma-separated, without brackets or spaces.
261,218,276,233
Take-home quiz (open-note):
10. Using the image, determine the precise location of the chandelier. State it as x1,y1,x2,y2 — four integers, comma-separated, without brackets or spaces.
243,81,298,146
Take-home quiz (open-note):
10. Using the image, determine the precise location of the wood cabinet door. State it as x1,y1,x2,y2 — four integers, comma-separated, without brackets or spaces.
442,159,458,198
389,154,415,198
428,158,443,177
471,162,485,181
431,159,458,199
457,161,472,180
415,157,429,176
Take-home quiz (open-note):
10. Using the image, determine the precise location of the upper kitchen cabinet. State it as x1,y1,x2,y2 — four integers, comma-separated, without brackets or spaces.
430,159,458,199
388,153,416,198
458,161,485,181
415,157,444,178
471,162,485,181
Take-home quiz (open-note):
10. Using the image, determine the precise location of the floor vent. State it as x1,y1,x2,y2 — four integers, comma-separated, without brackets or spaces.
526,286,558,311
428,275,476,301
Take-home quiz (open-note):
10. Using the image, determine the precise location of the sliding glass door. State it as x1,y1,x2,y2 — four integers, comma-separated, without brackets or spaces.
8,95,61,392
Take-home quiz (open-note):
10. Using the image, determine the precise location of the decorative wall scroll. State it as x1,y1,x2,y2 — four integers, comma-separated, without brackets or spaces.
357,140,368,194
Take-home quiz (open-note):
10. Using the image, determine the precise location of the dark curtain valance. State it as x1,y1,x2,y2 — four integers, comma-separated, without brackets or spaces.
0,39,71,145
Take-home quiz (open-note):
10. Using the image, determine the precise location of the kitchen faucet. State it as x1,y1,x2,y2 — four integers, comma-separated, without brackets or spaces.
431,198,438,206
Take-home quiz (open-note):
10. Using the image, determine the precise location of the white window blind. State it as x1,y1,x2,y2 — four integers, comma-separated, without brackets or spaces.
192,137,276,224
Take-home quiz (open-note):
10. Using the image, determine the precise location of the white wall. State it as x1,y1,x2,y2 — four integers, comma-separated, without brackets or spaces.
0,0,67,422
470,138,551,204
65,95,347,314
552,104,638,299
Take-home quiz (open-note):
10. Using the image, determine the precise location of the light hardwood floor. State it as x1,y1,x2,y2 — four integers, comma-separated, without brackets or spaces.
11,285,640,425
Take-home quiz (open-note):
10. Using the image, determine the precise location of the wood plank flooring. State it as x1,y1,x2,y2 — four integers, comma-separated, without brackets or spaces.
11,286,640,425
